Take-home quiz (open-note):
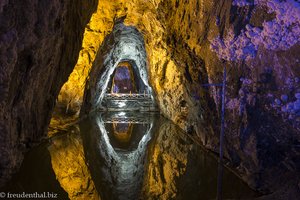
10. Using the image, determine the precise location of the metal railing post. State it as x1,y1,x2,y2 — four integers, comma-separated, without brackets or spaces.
217,65,226,200
201,63,227,200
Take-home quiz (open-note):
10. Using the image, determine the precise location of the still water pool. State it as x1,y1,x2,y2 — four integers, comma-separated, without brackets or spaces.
3,112,258,200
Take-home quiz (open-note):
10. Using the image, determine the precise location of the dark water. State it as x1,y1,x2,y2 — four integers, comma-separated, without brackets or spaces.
2,112,258,200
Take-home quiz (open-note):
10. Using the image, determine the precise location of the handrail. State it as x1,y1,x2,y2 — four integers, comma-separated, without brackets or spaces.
104,93,152,100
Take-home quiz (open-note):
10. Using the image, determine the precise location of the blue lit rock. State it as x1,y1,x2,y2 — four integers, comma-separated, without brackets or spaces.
274,98,281,105
281,106,287,113
294,100,300,111
287,102,294,111
281,94,288,102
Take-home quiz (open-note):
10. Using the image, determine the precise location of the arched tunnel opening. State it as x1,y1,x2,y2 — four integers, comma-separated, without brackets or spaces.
80,21,158,114
1,1,300,200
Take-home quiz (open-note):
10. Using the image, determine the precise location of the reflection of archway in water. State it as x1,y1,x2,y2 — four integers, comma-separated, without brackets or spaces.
80,112,157,200
78,113,258,199
96,115,153,157
112,122,133,144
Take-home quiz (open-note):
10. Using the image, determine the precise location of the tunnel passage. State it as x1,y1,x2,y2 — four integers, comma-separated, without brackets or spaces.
81,21,158,114
106,60,148,94
109,61,137,94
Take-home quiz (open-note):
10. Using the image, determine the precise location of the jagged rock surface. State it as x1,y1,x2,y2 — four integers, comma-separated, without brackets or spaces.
58,0,300,194
48,128,99,200
0,0,97,186
1,0,299,195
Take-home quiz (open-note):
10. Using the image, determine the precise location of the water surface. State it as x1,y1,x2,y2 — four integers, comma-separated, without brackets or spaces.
3,112,258,199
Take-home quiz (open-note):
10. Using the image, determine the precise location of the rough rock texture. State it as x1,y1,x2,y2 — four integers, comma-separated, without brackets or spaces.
48,128,99,200
56,0,123,114
58,0,210,130
57,0,300,195
80,22,157,114
80,22,155,114
159,0,300,194
141,118,257,200
1,0,299,196
0,0,97,185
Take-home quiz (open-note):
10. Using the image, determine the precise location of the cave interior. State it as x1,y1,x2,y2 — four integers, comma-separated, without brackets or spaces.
0,0,300,200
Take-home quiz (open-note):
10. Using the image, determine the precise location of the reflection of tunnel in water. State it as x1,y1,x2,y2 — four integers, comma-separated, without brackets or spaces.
112,123,133,144
2,113,258,199
80,112,158,200
80,112,258,200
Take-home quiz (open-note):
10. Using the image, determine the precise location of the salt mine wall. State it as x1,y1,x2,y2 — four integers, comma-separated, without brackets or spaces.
0,0,97,185
0,0,299,195
56,0,300,193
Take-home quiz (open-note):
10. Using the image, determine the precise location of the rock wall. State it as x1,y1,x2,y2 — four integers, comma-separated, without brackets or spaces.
159,0,300,193
48,129,99,199
0,0,97,185
1,0,297,194
58,0,212,130
57,0,300,193
56,0,122,114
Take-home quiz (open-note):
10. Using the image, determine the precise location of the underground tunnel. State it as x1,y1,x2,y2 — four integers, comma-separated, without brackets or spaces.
80,22,158,114
0,0,300,200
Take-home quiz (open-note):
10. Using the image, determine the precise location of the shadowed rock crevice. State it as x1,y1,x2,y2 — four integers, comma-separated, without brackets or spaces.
0,0,98,186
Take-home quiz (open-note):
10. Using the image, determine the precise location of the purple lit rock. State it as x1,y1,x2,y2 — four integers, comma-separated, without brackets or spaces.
294,100,300,111
275,98,281,105
281,106,287,112
286,78,293,85
281,94,288,102
287,102,294,111
211,0,300,61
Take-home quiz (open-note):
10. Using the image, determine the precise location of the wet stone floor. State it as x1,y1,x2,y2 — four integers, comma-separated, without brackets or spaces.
2,112,259,200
